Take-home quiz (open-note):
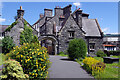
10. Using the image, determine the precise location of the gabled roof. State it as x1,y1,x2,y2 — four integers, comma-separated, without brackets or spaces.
32,16,46,26
82,18,102,37
23,19,38,33
59,14,85,34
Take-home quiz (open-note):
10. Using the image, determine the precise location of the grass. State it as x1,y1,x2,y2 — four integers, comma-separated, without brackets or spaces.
0,53,6,65
77,56,119,79
58,53,68,57
94,56,119,79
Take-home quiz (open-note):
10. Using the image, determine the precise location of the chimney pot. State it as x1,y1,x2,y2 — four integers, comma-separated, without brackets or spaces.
20,6,22,10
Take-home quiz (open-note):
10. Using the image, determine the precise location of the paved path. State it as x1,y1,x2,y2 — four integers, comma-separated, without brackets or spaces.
48,55,94,78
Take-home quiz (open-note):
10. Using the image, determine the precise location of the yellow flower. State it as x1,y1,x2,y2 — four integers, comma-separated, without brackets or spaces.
29,73,31,75
40,52,42,54
16,52,19,55
36,73,38,77
25,60,27,63
21,60,22,62
38,69,40,71
37,49,39,51
36,65,38,68
32,52,34,54
28,59,30,61
41,73,43,76
25,47,27,49
32,73,34,75
21,55,23,58
34,70,36,72
38,52,40,55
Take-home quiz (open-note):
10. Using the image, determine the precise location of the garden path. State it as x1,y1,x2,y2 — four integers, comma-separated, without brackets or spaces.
48,55,94,78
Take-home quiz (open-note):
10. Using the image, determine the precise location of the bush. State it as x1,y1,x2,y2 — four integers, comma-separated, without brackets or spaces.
68,38,87,60
83,57,106,76
2,36,15,54
0,59,29,79
108,50,120,56
6,43,50,78
96,50,107,57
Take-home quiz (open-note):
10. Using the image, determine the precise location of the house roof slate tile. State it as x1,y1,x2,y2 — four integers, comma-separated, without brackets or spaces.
82,18,101,37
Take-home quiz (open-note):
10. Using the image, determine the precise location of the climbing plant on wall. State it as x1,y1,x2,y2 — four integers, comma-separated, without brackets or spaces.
20,21,38,45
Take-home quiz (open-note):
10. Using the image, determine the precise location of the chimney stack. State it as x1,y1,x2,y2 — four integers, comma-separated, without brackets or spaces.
17,6,24,19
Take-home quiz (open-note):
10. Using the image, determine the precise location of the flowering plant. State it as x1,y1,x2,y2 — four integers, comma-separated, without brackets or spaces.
83,57,105,76
6,43,50,78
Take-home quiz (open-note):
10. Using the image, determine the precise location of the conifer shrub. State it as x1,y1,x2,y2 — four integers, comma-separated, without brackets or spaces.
6,43,50,78
68,38,87,60
2,36,15,54
0,59,29,79
96,50,107,57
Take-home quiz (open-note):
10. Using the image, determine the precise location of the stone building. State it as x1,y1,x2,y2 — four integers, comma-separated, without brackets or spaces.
33,4,103,55
3,6,38,46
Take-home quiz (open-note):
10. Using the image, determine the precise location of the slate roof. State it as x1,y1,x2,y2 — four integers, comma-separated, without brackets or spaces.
82,18,101,37
32,16,46,27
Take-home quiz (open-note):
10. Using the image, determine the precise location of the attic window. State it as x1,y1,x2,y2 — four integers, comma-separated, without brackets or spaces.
69,31,74,39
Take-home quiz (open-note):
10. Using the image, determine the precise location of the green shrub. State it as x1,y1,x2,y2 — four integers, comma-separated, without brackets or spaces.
96,50,107,57
2,36,15,54
68,38,87,60
108,50,120,56
0,59,29,79
6,43,50,78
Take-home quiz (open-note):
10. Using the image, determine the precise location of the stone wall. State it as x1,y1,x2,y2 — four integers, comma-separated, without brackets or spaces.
5,19,24,46
86,37,103,53
58,15,85,52
5,18,38,46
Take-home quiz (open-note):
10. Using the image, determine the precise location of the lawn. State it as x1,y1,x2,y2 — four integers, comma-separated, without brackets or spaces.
77,56,119,79
94,56,119,79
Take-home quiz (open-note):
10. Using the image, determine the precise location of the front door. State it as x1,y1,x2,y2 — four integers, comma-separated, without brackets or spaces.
48,46,53,55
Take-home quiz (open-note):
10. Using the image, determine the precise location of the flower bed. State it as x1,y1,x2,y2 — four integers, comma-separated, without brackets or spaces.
83,57,106,76
6,43,50,78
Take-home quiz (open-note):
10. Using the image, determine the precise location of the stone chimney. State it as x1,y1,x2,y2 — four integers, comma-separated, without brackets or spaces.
54,6,63,16
17,6,24,19
44,8,52,17
75,8,82,27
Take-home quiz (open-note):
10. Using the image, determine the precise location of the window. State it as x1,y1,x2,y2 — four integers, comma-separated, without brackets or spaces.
89,43,95,50
69,32,74,38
